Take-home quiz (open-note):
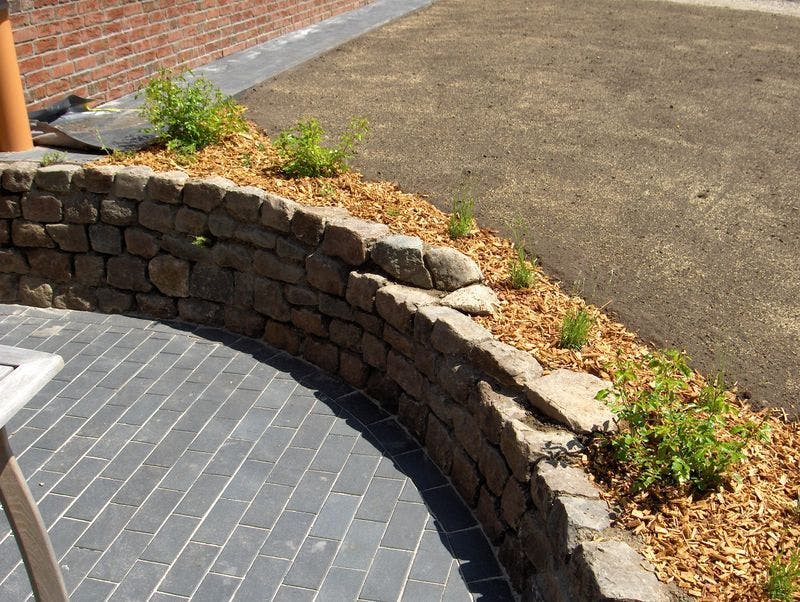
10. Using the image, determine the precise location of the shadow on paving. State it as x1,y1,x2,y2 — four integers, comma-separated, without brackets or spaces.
0,306,514,600
239,0,800,418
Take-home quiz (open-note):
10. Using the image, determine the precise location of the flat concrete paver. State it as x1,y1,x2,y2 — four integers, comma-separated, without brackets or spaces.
0,305,513,601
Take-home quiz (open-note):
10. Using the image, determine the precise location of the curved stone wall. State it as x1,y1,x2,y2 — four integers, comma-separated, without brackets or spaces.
0,162,674,601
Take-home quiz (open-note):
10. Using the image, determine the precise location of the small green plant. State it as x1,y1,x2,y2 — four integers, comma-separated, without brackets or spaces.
275,117,369,178
507,220,535,289
40,151,66,166
139,69,246,155
559,307,594,350
447,192,475,239
765,550,800,601
191,235,212,247
600,350,768,493
240,152,253,169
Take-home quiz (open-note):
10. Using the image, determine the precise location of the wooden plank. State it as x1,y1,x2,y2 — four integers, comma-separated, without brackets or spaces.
0,345,63,429
0,428,68,601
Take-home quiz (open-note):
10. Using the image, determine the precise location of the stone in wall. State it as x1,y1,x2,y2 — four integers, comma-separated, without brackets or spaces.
372,234,433,289
423,245,482,291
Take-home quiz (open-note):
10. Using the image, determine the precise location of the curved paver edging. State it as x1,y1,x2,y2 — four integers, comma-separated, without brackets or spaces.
0,162,676,601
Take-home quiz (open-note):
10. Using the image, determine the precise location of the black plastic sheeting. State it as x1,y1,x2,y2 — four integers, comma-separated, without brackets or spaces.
28,95,157,152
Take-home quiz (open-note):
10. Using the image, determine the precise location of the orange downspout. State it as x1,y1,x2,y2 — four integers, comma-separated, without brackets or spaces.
0,1,33,152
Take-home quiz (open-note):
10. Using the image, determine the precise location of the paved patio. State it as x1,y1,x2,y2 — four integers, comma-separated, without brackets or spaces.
0,304,514,601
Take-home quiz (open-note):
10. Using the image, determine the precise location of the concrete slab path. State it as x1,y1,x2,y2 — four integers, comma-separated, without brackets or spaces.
0,305,513,601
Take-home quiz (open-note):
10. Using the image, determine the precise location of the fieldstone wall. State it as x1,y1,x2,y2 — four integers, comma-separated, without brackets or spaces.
0,162,675,602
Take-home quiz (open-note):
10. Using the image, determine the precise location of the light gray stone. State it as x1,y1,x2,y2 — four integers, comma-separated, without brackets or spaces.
374,284,441,333
346,271,388,312
225,186,265,222
471,381,528,445
372,234,433,289
291,205,349,246
570,540,671,602
469,338,543,390
34,164,80,192
532,462,601,515
500,419,581,482
431,308,492,356
424,245,483,291
208,209,236,238
113,166,154,199
525,369,616,434
441,284,500,316
321,216,389,266
261,193,299,232
146,170,189,203
548,495,611,556
73,165,121,193
183,176,235,212
2,162,38,192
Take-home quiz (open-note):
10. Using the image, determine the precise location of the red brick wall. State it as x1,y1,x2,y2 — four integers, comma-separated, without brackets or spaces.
9,0,372,110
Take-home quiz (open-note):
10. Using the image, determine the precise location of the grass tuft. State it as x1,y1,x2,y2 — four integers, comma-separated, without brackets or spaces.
559,307,594,350
765,550,800,601
275,117,369,178
40,151,66,166
447,192,475,239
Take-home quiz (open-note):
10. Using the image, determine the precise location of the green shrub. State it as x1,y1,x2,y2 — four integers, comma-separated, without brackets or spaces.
559,307,594,350
275,117,369,178
40,151,66,166
447,193,475,239
139,69,246,155
765,550,800,601
600,350,768,493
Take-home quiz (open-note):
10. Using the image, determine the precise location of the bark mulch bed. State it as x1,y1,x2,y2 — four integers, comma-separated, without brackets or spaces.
94,127,800,601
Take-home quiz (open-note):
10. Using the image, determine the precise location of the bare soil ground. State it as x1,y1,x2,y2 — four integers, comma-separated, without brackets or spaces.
239,0,800,419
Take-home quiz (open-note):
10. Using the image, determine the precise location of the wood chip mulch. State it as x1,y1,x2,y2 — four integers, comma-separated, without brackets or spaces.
94,126,800,601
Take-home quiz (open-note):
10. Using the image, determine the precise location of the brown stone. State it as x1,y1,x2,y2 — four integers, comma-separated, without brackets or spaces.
431,309,492,356
89,223,122,255
234,224,277,249
107,254,151,292
387,350,426,399
253,278,291,321
329,320,362,351
364,372,403,413
0,197,21,218
136,293,176,319
291,308,328,337
261,193,299,232
532,461,601,515
212,242,252,272
321,216,389,266
451,405,483,461
398,394,429,440
0,221,9,246
74,254,104,285
189,264,233,302
362,332,388,370
346,271,388,312
18,276,53,307
178,298,223,325
46,224,88,252
22,192,62,222
2,163,37,192
113,166,153,199
224,306,265,338
26,249,71,282
183,176,234,212
225,185,265,222
0,249,29,274
149,255,190,297
318,293,353,321
254,250,304,283
519,511,553,573
436,356,478,405
339,350,369,388
479,441,511,497
138,201,174,233
160,233,208,263
285,285,318,306
100,198,137,226
303,338,339,374
52,284,95,311
276,236,307,260
469,338,543,390
306,252,348,296
374,284,441,333
208,209,236,238
451,446,480,507
173,206,208,235
96,288,133,313
471,380,529,445
501,477,528,527
291,205,348,246
125,228,160,258
0,274,18,302
63,194,99,223
12,220,54,247
353,310,382,335
263,320,302,355
233,272,254,308
425,414,453,474
476,486,506,544
413,344,438,381
423,382,455,425
499,534,535,594
34,164,80,192
74,165,120,193
146,170,188,203
383,324,414,359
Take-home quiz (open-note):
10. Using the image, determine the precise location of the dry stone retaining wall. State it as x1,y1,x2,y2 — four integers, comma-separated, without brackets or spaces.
0,162,675,602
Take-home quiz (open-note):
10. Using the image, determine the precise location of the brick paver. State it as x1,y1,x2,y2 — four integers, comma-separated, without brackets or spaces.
0,305,513,601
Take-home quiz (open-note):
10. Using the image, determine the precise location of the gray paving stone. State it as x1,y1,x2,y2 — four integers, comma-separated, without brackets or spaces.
367,419,418,456
0,564,32,600
140,514,201,564
107,377,152,407
402,579,445,601
290,412,335,449
113,465,168,505
240,482,293,529
282,536,338,590
33,415,85,450
63,549,102,594
204,438,252,476
310,492,361,541
193,572,241,602
16,446,52,474
212,526,270,577
356,477,405,523
394,449,448,492
231,407,276,441
308,433,356,473
76,503,136,551
333,519,387,570
373,456,407,481
159,542,222,597
361,547,414,602
159,450,213,492
193,498,248,546
441,562,473,602
174,473,229,517
72,577,116,600
64,477,123,520
66,386,116,417
89,423,139,460
162,380,207,412
447,528,502,583
273,394,316,429
261,510,315,560
317,566,366,602
332,453,379,495
285,470,335,514
49,516,90,558
409,530,455,584
253,377,296,405
144,430,196,467
51,456,107,497
423,486,476,534
469,577,515,600
102,440,155,480
216,388,260,421
77,403,126,437
89,529,153,582
248,426,294,463
188,417,238,452
27,468,64,501
381,501,429,551
268,446,315,487
221,458,273,502
7,426,45,455
337,392,390,426
233,555,290,601
127,488,183,533
120,393,167,426
108,560,168,601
